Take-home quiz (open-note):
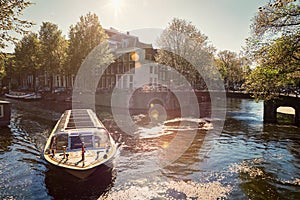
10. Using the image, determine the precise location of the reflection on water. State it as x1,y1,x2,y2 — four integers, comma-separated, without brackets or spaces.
45,164,116,199
0,98,299,199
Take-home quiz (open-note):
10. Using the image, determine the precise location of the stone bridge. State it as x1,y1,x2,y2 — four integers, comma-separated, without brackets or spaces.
264,95,300,126
93,90,213,117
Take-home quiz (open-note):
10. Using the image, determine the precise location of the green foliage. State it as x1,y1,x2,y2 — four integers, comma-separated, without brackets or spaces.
4,12,113,90
215,50,250,89
68,12,108,75
39,22,67,73
245,0,300,101
0,53,7,79
13,32,41,89
253,0,299,37
156,18,215,87
14,32,40,72
0,0,33,50
38,22,68,90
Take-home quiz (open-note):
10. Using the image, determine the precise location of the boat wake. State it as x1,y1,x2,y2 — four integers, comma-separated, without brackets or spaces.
133,117,212,139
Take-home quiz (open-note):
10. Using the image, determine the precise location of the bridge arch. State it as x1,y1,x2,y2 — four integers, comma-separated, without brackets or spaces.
264,96,300,126
276,106,296,124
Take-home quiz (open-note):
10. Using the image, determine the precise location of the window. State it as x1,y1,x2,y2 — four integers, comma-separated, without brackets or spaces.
122,39,129,48
111,77,116,87
124,64,129,73
154,66,158,74
118,63,122,74
57,76,60,86
123,75,128,88
117,75,122,88
129,53,133,61
162,71,166,81
70,136,82,149
0,105,3,118
129,63,134,73
129,75,133,89
150,66,153,73
55,134,68,150
146,54,152,60
70,135,93,149
106,77,111,88
102,77,106,87
94,129,108,148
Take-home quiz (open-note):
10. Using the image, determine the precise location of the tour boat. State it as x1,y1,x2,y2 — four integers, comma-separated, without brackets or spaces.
43,109,117,179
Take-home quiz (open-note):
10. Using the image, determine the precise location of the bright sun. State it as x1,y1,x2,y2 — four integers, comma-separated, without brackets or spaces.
111,0,121,8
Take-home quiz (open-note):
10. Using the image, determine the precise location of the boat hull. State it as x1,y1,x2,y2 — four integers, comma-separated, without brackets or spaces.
5,93,32,99
64,159,114,179
5,93,41,100
65,168,97,179
45,162,115,199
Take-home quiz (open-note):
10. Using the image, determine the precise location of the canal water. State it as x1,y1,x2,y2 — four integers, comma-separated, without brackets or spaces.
0,97,299,199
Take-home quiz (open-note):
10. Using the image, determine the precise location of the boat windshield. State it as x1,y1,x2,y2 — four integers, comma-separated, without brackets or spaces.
70,134,93,149
94,129,109,148
54,133,68,150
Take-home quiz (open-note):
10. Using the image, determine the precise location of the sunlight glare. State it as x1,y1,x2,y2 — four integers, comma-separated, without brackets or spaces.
112,0,121,9
110,0,123,17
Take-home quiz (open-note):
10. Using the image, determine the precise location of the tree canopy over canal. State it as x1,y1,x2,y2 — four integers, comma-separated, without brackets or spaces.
244,0,300,101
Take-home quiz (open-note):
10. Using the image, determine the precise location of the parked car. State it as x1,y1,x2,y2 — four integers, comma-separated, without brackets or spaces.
53,87,66,94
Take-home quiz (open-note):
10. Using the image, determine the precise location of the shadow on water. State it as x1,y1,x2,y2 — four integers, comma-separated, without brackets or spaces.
45,164,116,200
0,126,13,153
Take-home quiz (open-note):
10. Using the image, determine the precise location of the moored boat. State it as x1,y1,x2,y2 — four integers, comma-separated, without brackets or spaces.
5,92,33,99
43,109,117,179
5,92,42,100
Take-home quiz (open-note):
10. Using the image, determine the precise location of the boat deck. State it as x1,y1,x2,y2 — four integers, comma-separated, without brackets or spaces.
44,109,117,171
46,147,111,169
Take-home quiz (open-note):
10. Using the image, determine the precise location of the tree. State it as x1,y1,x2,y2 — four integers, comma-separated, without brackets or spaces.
0,0,33,50
39,22,68,91
216,50,250,90
155,18,215,89
68,13,108,75
253,0,299,37
0,53,6,80
1,53,16,90
14,32,41,89
244,33,300,100
244,0,300,100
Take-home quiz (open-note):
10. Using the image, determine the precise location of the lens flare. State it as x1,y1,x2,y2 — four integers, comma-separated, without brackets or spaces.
150,109,159,120
131,52,139,61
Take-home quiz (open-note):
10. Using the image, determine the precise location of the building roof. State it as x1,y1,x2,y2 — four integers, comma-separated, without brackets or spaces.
104,27,153,50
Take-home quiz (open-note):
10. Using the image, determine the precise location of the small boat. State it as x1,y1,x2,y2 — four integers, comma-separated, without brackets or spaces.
43,109,117,179
5,92,33,99
5,92,42,100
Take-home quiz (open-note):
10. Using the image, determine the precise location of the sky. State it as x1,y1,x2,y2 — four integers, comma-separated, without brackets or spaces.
6,0,268,53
